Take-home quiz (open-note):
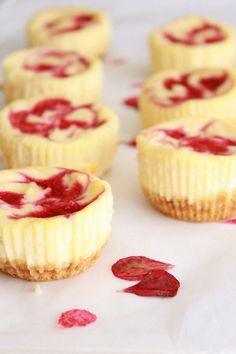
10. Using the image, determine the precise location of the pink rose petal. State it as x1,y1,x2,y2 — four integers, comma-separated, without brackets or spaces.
223,218,236,224
58,309,97,328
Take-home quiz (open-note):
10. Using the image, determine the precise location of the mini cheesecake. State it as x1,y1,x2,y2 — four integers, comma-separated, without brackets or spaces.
0,166,113,280
137,117,236,222
150,16,235,71
3,48,102,103
27,7,111,59
0,97,119,177
140,68,236,128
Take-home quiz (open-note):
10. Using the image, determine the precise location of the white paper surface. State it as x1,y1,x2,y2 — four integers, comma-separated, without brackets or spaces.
1,0,236,353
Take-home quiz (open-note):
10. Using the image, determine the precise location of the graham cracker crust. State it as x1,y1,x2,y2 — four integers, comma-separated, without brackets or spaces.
143,187,236,222
0,242,108,281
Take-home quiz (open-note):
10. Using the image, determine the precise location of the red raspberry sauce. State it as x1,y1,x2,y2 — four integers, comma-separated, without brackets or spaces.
9,98,105,139
178,135,236,155
23,50,89,78
0,169,103,219
158,126,236,155
46,14,96,35
159,71,228,106
0,192,24,209
164,22,225,45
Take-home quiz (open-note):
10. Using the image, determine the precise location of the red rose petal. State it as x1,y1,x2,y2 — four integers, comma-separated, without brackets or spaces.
123,269,180,297
58,309,97,328
123,96,139,110
127,138,137,148
119,138,137,148
112,256,174,281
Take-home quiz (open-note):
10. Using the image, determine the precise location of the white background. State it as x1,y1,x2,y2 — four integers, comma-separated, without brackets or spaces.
0,0,236,353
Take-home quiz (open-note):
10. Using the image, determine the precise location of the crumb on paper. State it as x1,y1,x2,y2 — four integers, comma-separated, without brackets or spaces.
32,284,43,295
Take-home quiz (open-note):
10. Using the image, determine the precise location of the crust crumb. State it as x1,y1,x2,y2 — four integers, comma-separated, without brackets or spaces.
33,284,43,295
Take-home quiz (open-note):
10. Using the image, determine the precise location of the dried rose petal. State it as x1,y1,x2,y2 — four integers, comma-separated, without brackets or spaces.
123,96,139,109
119,138,137,148
223,218,236,224
58,309,97,328
112,256,174,281
127,138,137,148
123,269,180,297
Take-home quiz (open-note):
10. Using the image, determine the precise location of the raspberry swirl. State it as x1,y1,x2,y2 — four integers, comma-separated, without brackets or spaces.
45,13,97,36
23,50,89,78
163,21,226,45
146,69,232,107
9,98,105,141
0,168,104,219
150,120,236,156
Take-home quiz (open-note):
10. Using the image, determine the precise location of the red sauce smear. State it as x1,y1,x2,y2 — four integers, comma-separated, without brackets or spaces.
157,125,236,156
9,98,105,139
158,127,186,140
123,96,139,110
154,71,229,107
178,135,236,155
46,14,96,35
0,192,24,209
0,168,103,219
164,22,225,45
23,50,89,78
